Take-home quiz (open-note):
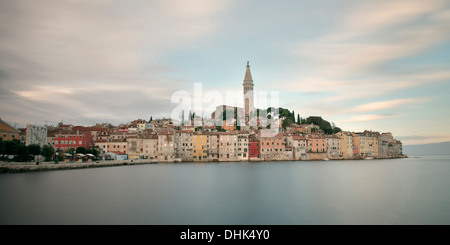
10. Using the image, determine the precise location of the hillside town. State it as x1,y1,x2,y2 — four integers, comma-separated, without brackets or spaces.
0,62,404,163
0,116,403,163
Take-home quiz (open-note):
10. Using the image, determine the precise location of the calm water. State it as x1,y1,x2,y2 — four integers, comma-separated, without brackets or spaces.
1,155,449,225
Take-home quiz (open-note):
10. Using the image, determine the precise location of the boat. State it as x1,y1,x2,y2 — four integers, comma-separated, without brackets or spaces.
365,157,374,160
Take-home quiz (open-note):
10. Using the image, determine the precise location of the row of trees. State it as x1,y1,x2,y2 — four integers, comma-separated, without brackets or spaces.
0,139,54,162
0,139,99,162
263,107,342,134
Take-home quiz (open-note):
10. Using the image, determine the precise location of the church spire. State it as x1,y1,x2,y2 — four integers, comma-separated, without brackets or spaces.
244,61,253,84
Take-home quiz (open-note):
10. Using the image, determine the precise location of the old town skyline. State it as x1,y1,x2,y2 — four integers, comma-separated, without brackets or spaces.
1,0,450,146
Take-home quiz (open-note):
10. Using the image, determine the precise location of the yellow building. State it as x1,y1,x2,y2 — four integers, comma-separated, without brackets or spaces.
336,131,353,159
364,130,380,158
193,134,207,161
352,132,375,158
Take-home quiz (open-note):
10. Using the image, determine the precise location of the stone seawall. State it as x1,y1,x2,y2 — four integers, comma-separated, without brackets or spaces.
0,155,407,174
0,159,158,174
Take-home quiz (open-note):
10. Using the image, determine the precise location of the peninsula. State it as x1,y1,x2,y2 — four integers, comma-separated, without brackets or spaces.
0,62,405,173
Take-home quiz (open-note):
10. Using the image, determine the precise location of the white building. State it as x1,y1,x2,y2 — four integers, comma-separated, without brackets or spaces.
26,124,47,147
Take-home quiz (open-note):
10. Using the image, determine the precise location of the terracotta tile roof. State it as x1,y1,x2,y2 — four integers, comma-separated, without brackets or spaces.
0,119,20,132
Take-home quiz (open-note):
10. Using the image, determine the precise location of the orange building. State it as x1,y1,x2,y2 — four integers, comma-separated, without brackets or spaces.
222,120,236,131
0,118,20,141
307,134,326,153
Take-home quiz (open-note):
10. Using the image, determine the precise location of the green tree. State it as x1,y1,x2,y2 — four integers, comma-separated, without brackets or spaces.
149,116,153,122
181,110,185,125
282,118,294,130
332,126,342,134
86,148,98,158
28,144,41,160
76,146,87,154
41,145,55,161
234,107,241,130
4,140,19,156
215,126,226,132
0,138,4,157
306,116,334,134
16,144,29,162
56,149,64,161
297,114,300,125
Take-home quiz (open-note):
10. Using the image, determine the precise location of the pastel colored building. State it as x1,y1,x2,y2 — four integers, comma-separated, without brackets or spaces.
237,132,249,161
218,132,238,161
326,135,341,159
336,131,354,159
137,122,153,132
286,135,309,160
193,133,208,161
104,151,128,161
352,132,376,158
260,133,285,160
126,136,144,159
174,130,193,161
222,120,236,132
143,135,158,160
0,118,20,141
205,132,220,161
307,134,326,153
157,131,175,161
307,134,327,160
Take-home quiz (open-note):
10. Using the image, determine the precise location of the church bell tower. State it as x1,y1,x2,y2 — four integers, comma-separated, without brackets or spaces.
243,61,254,124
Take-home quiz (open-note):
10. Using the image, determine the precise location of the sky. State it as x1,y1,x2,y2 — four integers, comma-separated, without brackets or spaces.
1,0,450,145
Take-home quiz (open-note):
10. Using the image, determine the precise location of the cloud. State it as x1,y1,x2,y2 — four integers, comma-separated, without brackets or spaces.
0,0,233,125
331,0,448,41
339,114,404,123
286,0,450,87
278,0,450,126
397,134,450,145
346,98,429,114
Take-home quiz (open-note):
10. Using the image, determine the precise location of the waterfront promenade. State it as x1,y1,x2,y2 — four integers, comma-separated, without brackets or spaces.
0,159,157,174
0,155,407,174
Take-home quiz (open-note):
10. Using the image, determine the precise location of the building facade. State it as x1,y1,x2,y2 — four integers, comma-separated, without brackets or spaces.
25,124,48,147
0,118,20,141
55,131,94,151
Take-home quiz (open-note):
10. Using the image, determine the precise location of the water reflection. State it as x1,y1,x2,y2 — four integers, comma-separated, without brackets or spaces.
0,156,449,224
